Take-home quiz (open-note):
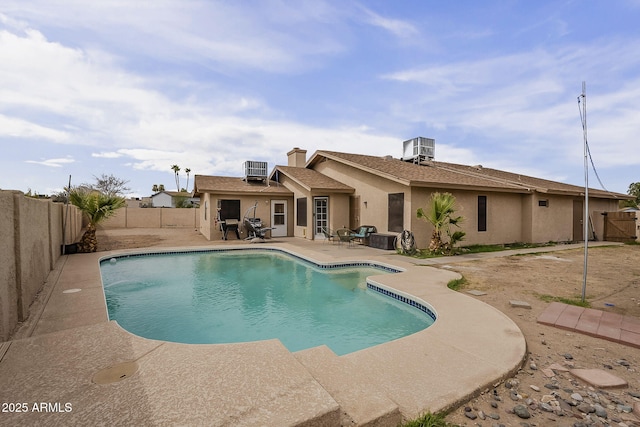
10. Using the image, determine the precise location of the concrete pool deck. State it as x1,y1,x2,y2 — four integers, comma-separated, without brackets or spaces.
0,236,543,426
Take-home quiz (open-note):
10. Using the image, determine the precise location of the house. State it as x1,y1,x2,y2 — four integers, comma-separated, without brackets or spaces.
150,191,199,208
194,142,631,245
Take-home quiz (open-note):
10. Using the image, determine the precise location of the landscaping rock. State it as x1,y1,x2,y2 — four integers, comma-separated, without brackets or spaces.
513,404,531,419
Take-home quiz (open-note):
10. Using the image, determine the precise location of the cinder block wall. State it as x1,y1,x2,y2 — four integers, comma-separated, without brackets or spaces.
100,207,200,229
0,191,82,341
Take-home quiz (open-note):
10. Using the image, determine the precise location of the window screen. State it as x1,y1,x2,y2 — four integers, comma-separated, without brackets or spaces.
388,193,404,232
478,196,487,232
219,200,241,221
296,197,307,226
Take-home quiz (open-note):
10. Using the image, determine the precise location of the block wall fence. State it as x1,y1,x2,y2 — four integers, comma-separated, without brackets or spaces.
0,191,83,341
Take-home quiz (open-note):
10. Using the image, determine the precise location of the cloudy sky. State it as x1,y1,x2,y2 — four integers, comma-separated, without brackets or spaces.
1,1,638,197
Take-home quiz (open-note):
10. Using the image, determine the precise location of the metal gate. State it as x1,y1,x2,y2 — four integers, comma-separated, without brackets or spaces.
603,211,637,242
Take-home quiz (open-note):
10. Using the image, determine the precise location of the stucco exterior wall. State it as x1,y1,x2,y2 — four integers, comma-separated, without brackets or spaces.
313,159,408,234
408,188,527,247
198,194,292,241
0,191,82,341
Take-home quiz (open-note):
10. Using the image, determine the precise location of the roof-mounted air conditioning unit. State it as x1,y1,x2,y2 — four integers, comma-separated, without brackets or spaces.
243,161,268,181
402,137,435,163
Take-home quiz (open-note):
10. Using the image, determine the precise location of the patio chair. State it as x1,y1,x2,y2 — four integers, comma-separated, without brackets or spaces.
321,226,338,244
350,225,377,245
336,228,355,247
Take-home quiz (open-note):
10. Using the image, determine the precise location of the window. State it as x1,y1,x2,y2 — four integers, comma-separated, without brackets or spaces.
296,197,307,226
219,199,241,221
388,193,404,232
478,196,487,232
538,199,549,207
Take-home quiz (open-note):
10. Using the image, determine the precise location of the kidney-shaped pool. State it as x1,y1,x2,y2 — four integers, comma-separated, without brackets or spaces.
100,248,436,355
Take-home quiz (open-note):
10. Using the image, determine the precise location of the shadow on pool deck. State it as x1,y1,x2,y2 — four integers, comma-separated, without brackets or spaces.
0,235,531,426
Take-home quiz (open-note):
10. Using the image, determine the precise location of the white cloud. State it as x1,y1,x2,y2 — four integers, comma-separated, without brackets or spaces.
92,151,122,159
25,157,74,168
359,6,418,38
0,113,69,141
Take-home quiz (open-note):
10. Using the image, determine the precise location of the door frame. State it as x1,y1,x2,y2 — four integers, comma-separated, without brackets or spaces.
270,199,287,237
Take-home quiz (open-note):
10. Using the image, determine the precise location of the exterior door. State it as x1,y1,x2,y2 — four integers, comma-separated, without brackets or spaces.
271,200,287,237
314,197,328,239
573,200,583,242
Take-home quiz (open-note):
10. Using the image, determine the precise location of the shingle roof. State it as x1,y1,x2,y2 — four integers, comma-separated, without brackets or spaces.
271,166,354,193
310,151,628,199
193,175,292,196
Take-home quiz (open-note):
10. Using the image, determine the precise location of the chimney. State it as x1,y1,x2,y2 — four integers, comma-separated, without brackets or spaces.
287,147,307,167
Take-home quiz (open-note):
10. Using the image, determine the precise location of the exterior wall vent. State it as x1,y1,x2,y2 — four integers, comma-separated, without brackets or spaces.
243,161,268,182
402,137,435,163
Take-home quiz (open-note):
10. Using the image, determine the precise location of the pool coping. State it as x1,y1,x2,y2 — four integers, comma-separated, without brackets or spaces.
0,241,527,426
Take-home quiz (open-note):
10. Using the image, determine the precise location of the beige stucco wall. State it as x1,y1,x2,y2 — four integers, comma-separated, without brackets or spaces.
408,189,528,247
0,191,82,341
313,159,407,234
311,159,624,247
198,194,292,241
101,207,200,229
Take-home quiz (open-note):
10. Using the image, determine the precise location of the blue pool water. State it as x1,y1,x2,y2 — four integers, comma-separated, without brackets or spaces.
100,249,434,355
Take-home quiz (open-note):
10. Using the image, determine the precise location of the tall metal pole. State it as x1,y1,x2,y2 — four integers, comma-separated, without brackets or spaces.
580,82,589,302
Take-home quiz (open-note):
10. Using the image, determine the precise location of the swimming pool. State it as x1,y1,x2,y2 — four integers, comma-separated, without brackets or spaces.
100,249,435,355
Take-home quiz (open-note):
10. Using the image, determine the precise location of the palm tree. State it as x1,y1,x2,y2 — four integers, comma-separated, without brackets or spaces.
417,192,465,254
184,168,191,192
171,164,181,191
69,188,126,252
152,184,159,193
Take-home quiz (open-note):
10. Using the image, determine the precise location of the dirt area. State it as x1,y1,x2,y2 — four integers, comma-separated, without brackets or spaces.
95,229,640,426
443,244,640,427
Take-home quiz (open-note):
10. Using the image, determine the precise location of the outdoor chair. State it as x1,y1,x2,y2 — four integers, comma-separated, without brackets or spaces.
321,226,338,244
350,225,377,245
336,228,355,247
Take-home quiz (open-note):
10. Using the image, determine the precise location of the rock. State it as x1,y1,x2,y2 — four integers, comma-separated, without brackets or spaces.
539,402,554,412
510,391,520,401
488,412,500,420
634,401,640,417
564,353,574,360
513,404,531,419
571,392,584,401
618,404,632,413
541,394,556,403
618,359,630,367
530,385,540,392
593,404,608,418
545,383,560,390
509,300,531,309
464,411,477,420
549,363,570,372
491,401,498,408
542,367,555,378
628,391,640,399
478,410,486,420
576,402,593,413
